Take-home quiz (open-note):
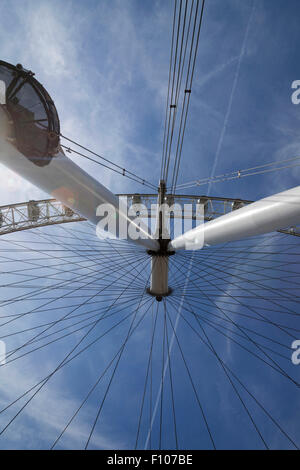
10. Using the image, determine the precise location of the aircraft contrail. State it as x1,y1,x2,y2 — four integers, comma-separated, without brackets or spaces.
207,0,256,195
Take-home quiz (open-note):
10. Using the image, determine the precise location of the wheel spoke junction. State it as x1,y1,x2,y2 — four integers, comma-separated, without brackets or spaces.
0,213,299,449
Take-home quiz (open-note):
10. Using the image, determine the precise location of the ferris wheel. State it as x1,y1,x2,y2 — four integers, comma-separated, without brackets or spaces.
0,0,300,451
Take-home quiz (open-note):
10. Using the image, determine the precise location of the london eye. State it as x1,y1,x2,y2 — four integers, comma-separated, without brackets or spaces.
0,0,299,451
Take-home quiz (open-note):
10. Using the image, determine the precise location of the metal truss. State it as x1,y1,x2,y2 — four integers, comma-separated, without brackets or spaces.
118,193,300,237
117,193,253,220
0,198,86,235
0,194,298,237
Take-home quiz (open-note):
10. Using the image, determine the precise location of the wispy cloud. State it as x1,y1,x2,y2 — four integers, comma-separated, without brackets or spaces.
0,360,124,449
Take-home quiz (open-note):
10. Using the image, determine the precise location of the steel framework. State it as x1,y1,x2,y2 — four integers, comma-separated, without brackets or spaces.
0,198,85,235
1,195,299,237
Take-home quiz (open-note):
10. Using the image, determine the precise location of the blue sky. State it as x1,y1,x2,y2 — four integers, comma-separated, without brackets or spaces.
0,0,300,201
0,0,299,450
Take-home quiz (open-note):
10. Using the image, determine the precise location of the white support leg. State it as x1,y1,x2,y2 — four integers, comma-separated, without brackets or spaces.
170,185,300,250
148,180,171,300
149,255,169,300
0,105,158,252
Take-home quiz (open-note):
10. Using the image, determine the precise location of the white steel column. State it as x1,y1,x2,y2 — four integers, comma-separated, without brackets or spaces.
148,180,170,299
0,105,158,251
149,256,169,298
170,185,300,250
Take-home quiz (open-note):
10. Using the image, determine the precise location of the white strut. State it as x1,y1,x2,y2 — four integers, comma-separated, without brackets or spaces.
170,185,300,250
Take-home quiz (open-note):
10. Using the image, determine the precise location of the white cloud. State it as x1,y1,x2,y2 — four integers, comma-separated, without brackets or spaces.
0,0,172,207
0,360,124,449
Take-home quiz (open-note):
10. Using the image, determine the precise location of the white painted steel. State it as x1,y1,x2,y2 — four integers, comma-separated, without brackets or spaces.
0,105,158,251
150,256,169,296
170,185,300,250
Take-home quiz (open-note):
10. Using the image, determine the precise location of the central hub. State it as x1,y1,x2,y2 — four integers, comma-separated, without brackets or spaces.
147,180,175,301
147,240,175,301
